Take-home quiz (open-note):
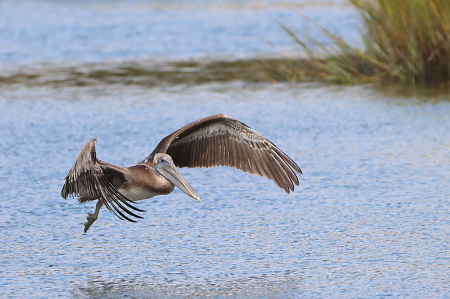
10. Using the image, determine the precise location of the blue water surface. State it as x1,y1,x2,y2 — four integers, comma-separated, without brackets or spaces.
0,0,356,66
0,83,449,298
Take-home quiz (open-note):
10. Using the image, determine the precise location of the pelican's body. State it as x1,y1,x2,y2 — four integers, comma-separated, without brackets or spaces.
114,164,173,201
62,114,302,232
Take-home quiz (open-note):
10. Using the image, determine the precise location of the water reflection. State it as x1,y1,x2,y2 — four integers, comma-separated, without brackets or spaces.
0,59,277,87
371,82,450,101
74,272,301,298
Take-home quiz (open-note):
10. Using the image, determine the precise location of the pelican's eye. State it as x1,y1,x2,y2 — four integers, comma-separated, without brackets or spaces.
161,158,166,163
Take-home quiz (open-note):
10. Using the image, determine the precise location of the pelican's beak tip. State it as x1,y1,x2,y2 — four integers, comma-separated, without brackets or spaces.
196,197,200,203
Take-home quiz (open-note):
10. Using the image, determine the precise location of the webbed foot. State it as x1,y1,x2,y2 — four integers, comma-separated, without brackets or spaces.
84,213,98,233
83,201,103,233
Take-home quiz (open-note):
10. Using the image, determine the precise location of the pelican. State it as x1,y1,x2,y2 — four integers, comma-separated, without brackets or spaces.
61,114,302,232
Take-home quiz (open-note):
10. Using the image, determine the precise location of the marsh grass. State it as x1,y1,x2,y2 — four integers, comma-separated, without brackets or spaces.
282,0,450,84
0,59,311,87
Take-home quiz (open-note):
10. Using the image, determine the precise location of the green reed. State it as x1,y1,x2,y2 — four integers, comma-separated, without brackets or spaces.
282,0,450,84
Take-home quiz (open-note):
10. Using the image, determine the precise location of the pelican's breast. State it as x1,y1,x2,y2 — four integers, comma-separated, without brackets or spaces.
119,187,160,202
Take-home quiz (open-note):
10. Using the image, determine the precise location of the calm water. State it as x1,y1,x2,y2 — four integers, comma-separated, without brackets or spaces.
1,1,450,298
0,0,357,67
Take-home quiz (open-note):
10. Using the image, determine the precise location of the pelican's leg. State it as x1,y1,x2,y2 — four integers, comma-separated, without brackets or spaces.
84,201,103,233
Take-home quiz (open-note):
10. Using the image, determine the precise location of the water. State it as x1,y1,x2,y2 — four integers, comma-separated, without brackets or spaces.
1,83,449,298
0,0,357,67
1,1,450,298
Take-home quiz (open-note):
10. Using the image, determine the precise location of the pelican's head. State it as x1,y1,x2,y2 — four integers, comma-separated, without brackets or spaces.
153,153,200,202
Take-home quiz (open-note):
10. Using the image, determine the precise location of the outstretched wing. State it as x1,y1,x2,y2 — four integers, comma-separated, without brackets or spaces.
61,139,145,222
148,114,302,193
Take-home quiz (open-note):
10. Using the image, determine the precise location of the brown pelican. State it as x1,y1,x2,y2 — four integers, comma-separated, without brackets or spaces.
61,114,302,232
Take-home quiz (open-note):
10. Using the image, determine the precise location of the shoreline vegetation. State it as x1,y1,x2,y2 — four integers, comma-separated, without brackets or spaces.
281,0,450,84
2,0,449,87
0,58,323,87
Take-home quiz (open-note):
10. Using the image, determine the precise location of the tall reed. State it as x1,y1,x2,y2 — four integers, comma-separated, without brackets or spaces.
284,0,450,83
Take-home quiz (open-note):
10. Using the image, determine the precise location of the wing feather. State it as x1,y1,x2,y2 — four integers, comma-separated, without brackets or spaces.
147,114,302,194
61,139,144,221
251,145,272,180
229,136,239,169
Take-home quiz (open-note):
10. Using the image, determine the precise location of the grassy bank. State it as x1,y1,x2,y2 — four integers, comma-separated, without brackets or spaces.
0,58,326,87
281,0,450,84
